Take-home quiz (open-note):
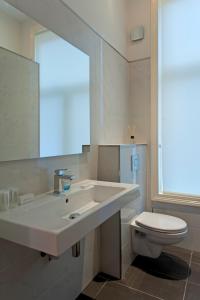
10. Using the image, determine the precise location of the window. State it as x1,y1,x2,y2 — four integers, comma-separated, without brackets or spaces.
156,0,200,198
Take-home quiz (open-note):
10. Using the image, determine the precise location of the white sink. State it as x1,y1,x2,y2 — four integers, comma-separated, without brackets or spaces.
0,180,139,256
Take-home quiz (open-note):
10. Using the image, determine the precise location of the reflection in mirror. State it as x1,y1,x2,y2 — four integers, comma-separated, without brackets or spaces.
0,0,90,161
35,31,90,157
0,47,39,161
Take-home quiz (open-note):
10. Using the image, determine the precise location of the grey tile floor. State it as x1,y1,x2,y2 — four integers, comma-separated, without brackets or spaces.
77,246,200,300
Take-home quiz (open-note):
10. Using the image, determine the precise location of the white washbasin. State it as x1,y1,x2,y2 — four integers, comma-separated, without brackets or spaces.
0,180,139,256
62,184,125,220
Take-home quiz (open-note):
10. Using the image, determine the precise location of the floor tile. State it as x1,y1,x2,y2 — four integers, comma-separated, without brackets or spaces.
120,263,186,300
191,251,200,264
163,246,191,263
133,252,190,280
82,274,107,299
96,282,160,300
184,282,200,300
97,272,118,281
188,262,200,285
80,248,194,300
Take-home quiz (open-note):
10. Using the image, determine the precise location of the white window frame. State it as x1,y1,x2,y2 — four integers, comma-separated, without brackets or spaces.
150,0,200,207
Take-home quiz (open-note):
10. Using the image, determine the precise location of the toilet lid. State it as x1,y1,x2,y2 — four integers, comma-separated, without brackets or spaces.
135,212,187,234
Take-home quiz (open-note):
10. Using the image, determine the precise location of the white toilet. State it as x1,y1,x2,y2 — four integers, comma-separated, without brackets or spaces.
131,212,188,258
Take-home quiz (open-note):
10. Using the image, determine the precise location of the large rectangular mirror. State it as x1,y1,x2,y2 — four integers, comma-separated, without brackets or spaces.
0,0,90,161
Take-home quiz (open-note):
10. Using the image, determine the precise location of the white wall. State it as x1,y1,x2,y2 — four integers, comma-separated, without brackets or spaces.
0,8,44,59
55,0,151,62
99,41,130,144
0,9,21,53
130,59,151,144
43,0,152,63
20,20,44,60
61,0,128,58
127,0,151,61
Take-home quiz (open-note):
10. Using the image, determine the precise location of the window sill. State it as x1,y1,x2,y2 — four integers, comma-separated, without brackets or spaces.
152,195,200,208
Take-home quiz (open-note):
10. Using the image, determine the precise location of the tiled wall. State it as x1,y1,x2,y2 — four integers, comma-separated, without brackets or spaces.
0,1,132,299
0,1,153,299
0,1,94,300
0,152,92,195
0,73,99,300
0,46,131,300
0,150,101,300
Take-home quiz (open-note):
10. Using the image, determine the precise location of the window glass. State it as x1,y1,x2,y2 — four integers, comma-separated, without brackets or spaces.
158,0,200,196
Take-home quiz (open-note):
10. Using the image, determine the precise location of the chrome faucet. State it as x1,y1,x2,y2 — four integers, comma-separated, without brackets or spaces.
54,169,75,194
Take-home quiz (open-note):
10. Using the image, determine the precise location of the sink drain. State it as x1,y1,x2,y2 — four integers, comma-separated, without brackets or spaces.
69,213,81,220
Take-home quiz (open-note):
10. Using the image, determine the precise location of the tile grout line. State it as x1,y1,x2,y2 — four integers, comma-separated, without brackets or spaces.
182,250,193,300
114,281,164,300
94,247,191,300
94,280,108,299
188,280,200,287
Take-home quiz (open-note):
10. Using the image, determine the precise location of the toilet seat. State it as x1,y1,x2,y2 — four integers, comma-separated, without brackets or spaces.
133,212,187,234
132,220,188,240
